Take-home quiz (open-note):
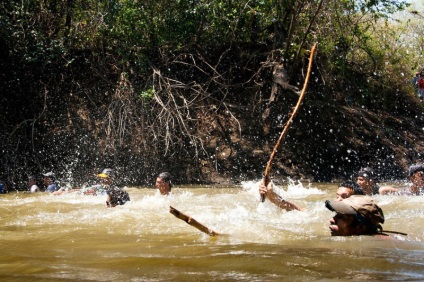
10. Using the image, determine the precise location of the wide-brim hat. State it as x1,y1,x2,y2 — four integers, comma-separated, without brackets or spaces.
326,195,384,226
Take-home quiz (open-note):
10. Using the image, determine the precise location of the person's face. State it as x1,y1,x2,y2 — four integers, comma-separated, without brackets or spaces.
155,177,170,195
43,177,50,185
356,176,374,189
336,187,353,201
329,213,357,236
410,171,424,187
100,177,112,185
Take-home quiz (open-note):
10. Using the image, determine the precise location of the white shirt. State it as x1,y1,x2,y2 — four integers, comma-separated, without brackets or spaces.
30,185,40,193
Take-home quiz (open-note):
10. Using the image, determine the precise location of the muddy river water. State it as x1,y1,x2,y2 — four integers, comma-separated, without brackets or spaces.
0,181,423,281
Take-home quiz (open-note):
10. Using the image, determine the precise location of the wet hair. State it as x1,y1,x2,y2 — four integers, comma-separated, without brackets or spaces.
408,164,424,178
28,176,37,181
357,167,378,181
340,180,365,195
158,172,172,189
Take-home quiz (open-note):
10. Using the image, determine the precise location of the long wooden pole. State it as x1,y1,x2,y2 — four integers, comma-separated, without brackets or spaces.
170,206,219,236
261,43,318,202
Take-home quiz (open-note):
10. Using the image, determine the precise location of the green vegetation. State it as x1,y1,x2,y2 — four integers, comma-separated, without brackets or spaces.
0,0,422,187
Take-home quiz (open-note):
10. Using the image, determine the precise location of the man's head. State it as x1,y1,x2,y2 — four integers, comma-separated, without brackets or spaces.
42,172,55,184
407,164,424,188
356,167,377,194
97,168,114,185
155,172,172,195
326,196,384,236
336,180,363,201
28,175,37,182
408,164,424,179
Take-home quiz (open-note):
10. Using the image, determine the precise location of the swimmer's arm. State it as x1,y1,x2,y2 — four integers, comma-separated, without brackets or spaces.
266,191,302,211
259,181,302,211
379,186,398,195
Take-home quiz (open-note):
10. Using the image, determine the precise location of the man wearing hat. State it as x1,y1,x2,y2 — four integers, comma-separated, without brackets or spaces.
43,172,58,193
96,169,130,207
79,168,114,195
326,195,385,236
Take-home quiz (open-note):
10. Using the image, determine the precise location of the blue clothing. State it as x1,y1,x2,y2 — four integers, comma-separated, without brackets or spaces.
46,183,58,193
0,182,6,194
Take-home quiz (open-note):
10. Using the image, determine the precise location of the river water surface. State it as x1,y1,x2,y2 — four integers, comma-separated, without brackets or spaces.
1,181,423,281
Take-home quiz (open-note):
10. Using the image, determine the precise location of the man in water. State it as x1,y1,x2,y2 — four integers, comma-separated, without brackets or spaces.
380,164,424,195
335,180,364,201
80,168,114,195
155,172,173,196
43,172,58,193
326,195,385,236
356,167,380,195
356,167,396,195
28,176,40,193
100,169,130,207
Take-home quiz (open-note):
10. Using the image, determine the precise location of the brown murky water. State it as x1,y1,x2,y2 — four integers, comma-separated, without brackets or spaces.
0,181,423,281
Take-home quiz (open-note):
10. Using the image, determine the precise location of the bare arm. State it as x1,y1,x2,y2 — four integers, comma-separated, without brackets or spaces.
259,181,302,211
379,186,398,195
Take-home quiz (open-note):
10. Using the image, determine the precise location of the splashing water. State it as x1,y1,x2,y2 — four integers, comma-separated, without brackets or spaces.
0,181,423,281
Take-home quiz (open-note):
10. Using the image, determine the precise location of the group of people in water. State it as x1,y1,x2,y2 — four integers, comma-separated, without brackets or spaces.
6,163,423,238
260,163,423,237
24,169,173,208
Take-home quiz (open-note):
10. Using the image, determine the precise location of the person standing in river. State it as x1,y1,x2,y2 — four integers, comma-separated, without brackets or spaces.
43,172,59,193
356,167,380,195
28,175,40,193
96,169,131,207
155,172,173,196
380,164,424,196
356,167,398,195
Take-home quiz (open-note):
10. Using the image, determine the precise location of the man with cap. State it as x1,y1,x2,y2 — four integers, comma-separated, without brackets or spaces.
326,195,385,236
81,168,114,195
98,169,130,208
43,172,58,193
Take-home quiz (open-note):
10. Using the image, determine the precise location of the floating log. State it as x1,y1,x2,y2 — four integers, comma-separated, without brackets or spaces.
169,206,219,236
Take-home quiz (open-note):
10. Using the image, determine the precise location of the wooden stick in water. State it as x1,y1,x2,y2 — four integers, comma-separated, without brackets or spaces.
169,206,219,236
261,42,318,202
